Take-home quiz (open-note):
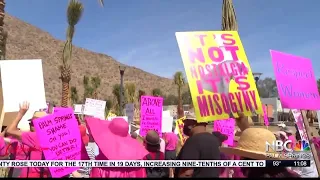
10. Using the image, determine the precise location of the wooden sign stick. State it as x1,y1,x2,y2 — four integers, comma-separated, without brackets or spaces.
301,110,320,176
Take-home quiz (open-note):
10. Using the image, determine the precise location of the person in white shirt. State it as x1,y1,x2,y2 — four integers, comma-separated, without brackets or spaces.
159,137,166,153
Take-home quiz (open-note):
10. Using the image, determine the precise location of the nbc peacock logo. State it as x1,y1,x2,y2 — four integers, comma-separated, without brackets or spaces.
293,140,310,151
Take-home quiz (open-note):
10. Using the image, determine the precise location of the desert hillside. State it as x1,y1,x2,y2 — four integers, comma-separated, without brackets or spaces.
3,14,177,104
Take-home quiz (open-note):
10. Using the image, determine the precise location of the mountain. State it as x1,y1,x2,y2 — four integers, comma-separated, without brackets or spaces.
4,14,177,104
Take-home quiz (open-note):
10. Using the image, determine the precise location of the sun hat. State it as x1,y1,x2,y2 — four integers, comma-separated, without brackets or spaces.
28,111,48,124
274,131,288,140
85,117,148,160
144,130,160,145
220,128,281,160
282,127,294,134
185,112,196,121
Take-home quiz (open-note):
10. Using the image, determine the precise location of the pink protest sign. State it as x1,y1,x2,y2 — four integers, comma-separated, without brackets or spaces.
53,107,73,113
292,109,308,141
262,105,269,126
33,109,83,177
270,50,320,110
213,118,235,146
139,96,163,137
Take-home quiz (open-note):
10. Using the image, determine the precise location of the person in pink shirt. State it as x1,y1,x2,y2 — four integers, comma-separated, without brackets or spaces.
282,127,295,150
163,126,178,177
6,102,51,178
86,117,148,178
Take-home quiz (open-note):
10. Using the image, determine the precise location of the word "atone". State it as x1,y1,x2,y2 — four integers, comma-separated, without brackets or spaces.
141,97,162,107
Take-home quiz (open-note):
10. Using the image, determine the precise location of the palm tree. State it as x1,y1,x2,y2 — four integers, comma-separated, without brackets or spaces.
221,0,238,31
152,88,162,97
91,76,101,99
174,71,185,118
138,89,146,102
112,84,122,114
70,86,79,104
60,0,83,107
125,83,136,103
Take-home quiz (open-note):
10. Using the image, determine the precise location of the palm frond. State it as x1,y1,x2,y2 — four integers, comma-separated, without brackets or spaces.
98,0,104,7
67,0,84,26
221,0,238,31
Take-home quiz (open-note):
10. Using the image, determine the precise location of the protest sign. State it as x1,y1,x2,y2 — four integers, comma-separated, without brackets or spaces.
83,98,106,119
0,59,47,112
262,105,269,126
33,109,83,177
74,104,84,114
213,118,235,146
176,31,262,122
270,50,320,110
292,109,308,141
139,96,163,136
176,117,187,145
125,104,134,123
162,111,174,133
53,107,73,113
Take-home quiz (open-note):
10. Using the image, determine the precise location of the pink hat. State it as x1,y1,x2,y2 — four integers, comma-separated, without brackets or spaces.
85,117,148,160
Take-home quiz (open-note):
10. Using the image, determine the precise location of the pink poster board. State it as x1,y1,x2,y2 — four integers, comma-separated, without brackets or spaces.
213,118,235,146
139,96,163,137
53,107,73,113
262,105,269,126
270,50,320,110
32,109,82,177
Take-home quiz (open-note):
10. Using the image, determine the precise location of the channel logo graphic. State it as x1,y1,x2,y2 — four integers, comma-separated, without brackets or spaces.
293,140,310,151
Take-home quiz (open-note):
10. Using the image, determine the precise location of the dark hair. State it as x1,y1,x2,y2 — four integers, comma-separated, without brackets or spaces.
212,132,228,146
145,144,160,152
295,131,301,141
241,158,301,178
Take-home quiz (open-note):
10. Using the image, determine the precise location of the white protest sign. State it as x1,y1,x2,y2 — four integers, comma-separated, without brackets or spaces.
83,98,106,119
108,116,131,133
0,59,47,112
74,104,84,114
162,110,174,133
125,104,134,123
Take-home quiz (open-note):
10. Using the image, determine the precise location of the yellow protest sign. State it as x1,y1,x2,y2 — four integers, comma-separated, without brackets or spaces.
107,112,117,118
176,117,188,145
176,31,262,122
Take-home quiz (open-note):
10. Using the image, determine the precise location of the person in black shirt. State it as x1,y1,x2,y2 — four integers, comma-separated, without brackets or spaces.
174,113,220,178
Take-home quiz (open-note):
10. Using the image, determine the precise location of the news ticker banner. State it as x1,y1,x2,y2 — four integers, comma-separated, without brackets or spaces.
0,160,310,168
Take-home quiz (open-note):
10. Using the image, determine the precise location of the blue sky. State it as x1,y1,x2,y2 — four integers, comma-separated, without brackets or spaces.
6,0,320,79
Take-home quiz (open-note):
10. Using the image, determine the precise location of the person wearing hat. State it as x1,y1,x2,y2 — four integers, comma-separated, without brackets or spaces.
174,113,220,178
220,114,301,178
6,102,51,178
281,127,295,150
143,130,169,178
86,117,148,178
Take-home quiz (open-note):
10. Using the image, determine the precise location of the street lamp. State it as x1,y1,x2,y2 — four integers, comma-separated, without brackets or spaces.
119,65,126,115
252,72,262,85
252,72,262,123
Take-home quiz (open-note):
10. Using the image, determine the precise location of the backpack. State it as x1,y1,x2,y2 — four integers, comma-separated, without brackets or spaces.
146,152,169,178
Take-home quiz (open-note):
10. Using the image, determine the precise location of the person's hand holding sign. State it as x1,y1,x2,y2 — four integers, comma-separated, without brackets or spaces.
7,101,30,141
235,112,250,132
18,101,30,116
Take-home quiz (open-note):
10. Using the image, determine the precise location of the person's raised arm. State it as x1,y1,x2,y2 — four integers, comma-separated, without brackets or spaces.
235,112,250,134
6,102,29,140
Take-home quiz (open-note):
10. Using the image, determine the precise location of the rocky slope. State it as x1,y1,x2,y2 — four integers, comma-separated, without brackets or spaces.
4,14,177,104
